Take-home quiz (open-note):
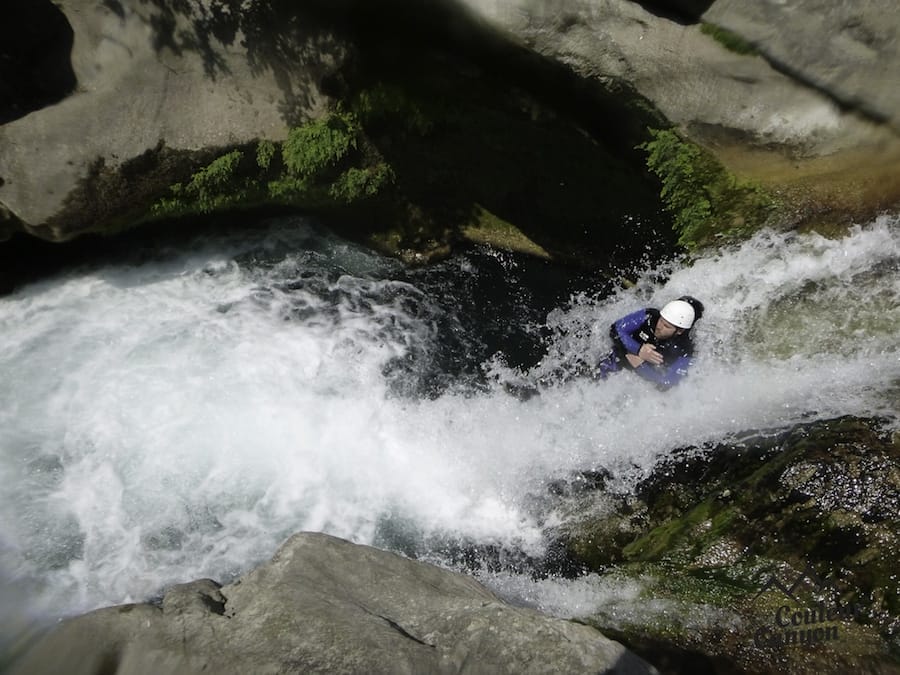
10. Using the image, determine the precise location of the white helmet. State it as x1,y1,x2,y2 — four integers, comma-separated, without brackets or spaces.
660,300,695,329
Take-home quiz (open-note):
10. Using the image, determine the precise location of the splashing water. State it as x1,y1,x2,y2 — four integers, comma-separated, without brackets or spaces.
0,215,897,629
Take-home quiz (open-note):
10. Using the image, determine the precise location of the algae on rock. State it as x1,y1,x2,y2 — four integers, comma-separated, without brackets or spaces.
639,128,779,249
557,416,900,674
148,53,673,268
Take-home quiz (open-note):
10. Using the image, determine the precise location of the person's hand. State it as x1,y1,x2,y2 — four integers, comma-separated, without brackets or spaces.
625,353,644,368
638,343,663,365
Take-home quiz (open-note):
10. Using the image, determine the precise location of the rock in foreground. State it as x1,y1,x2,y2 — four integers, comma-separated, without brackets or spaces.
11,532,655,675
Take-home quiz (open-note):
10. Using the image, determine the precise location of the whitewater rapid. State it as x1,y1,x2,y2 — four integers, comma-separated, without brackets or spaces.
0,215,897,629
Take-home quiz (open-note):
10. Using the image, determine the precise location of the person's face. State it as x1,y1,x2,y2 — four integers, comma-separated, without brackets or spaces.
655,317,684,340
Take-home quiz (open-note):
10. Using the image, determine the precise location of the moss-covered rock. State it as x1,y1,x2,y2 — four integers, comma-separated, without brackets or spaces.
5,0,900,263
141,45,673,269
639,128,779,249
557,416,900,673
149,110,395,223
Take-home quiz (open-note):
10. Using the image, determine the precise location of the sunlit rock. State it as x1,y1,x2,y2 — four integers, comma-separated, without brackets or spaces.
9,532,656,675
0,0,344,241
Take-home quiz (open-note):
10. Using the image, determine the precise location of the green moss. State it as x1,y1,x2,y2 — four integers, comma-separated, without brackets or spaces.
152,149,256,217
256,140,276,171
461,205,551,258
282,111,360,179
635,562,755,608
700,23,759,56
329,163,396,203
152,110,397,220
622,498,739,564
266,176,310,201
193,150,242,188
639,128,778,248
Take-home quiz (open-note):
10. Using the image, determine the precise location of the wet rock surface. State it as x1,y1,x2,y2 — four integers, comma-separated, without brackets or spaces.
555,416,900,674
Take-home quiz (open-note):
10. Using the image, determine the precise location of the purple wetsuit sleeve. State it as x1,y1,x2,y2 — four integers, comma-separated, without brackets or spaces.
613,310,649,355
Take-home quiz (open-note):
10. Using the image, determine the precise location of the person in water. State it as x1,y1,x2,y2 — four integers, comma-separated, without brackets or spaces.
596,296,704,389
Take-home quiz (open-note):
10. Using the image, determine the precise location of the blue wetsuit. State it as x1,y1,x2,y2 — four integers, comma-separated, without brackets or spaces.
596,308,694,389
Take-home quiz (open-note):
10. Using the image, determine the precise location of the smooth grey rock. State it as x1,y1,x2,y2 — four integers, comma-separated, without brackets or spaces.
10,532,657,675
458,0,896,151
0,0,345,239
704,0,900,130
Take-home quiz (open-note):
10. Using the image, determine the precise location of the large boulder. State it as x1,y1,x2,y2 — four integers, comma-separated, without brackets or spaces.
0,0,344,241
704,0,900,133
456,0,900,222
2,0,899,248
10,532,656,675
459,0,899,149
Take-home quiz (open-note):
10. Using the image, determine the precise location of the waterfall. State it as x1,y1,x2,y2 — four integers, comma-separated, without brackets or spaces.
0,214,897,629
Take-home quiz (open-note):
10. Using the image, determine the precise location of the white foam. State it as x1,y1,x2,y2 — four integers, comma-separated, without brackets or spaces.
0,216,897,624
